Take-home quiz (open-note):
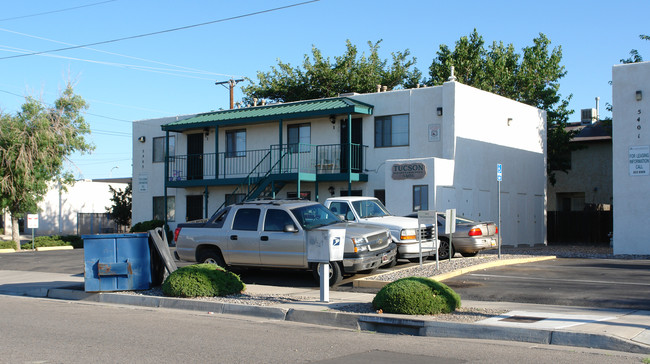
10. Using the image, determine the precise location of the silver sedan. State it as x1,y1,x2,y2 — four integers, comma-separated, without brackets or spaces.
407,213,499,259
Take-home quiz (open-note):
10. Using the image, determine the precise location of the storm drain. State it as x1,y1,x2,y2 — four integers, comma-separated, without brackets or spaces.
499,315,546,323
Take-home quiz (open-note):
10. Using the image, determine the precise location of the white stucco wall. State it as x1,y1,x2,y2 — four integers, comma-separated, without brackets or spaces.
2,180,127,237
378,83,546,246
612,61,650,254
132,115,195,226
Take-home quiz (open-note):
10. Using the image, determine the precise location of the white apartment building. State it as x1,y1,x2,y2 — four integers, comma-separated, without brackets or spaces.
133,80,547,246
612,61,650,254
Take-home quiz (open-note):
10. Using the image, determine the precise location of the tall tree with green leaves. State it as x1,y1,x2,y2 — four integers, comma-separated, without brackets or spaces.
0,84,92,248
621,34,649,64
242,40,421,103
426,29,574,185
106,183,132,231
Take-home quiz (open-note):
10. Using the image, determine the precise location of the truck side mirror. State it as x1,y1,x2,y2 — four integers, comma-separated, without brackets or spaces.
284,224,298,233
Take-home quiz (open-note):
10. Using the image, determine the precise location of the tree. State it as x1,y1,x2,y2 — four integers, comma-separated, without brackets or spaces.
0,84,92,248
621,34,649,64
106,183,132,231
242,40,421,104
425,29,575,185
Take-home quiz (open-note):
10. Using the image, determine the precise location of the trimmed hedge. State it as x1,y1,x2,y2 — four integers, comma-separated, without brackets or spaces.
372,277,461,315
0,240,17,249
162,264,245,298
21,235,82,249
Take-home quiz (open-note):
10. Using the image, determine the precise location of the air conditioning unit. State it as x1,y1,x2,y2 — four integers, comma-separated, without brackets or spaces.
581,108,597,124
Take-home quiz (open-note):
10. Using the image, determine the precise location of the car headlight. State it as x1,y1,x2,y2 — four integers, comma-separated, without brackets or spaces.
400,229,417,240
352,237,369,253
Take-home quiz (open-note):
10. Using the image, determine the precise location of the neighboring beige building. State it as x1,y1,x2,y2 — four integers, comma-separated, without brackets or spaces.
548,121,613,212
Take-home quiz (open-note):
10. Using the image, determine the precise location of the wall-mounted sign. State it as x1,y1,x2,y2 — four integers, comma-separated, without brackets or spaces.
392,162,427,180
629,145,650,176
428,124,441,142
139,174,149,192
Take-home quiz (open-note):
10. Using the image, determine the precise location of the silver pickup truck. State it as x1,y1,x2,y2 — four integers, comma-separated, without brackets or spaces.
173,199,396,285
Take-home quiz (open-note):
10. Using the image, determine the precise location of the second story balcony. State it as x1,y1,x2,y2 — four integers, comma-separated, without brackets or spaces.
165,143,368,188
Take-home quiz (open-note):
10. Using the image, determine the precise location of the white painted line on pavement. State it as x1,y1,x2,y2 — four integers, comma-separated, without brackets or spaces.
468,273,650,286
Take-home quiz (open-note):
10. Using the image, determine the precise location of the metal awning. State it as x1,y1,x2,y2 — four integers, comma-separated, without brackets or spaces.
161,97,374,132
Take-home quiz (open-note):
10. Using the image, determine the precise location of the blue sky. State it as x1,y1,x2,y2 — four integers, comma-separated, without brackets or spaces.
1,0,648,179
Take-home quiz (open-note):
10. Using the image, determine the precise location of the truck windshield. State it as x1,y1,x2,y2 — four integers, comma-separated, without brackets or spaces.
352,199,390,218
290,204,340,230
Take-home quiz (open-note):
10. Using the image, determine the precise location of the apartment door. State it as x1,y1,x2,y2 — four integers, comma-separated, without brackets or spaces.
186,195,203,222
340,118,363,173
187,133,203,180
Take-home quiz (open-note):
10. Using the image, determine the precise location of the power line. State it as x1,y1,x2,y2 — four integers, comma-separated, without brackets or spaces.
0,0,117,22
0,43,224,80
0,0,319,61
0,29,239,78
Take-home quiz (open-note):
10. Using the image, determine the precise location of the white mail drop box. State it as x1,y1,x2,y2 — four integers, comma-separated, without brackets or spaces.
306,228,345,263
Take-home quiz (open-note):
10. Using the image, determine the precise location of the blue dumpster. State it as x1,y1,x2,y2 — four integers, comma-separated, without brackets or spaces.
83,233,152,292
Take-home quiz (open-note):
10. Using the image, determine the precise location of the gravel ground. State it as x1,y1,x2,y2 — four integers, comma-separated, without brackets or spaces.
121,245,649,323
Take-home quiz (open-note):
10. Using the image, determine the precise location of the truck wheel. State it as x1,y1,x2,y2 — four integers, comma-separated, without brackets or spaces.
438,238,454,260
197,249,227,268
383,258,397,269
312,262,343,286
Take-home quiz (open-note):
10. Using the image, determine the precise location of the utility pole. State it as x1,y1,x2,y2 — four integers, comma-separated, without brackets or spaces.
215,78,244,109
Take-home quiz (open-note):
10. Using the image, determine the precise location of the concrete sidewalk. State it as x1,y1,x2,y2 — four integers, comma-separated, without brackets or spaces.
1,269,649,354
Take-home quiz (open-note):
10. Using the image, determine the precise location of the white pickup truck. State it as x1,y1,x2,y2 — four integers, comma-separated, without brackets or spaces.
324,196,437,261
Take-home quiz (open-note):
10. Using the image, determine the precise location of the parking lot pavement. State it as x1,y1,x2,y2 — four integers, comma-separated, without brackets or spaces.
2,245,650,354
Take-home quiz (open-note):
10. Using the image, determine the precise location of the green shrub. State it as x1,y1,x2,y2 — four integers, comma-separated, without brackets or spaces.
131,220,172,242
162,264,245,298
61,235,83,249
372,277,461,315
22,235,72,249
0,240,17,249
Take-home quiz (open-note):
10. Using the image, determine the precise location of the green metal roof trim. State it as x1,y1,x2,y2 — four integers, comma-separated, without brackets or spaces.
161,97,374,131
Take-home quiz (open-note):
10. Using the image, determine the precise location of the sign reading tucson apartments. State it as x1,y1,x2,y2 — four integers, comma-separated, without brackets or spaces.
392,162,427,180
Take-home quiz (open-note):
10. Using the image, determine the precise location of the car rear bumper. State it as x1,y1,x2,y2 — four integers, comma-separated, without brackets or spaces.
453,236,498,253
342,244,397,273
396,239,437,258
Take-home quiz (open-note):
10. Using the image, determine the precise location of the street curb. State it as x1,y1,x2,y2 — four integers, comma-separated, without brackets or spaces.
0,246,74,253
34,287,650,355
36,246,74,252
353,255,557,289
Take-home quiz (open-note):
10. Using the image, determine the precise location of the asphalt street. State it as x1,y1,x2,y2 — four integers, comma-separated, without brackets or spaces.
2,249,650,310
1,294,644,363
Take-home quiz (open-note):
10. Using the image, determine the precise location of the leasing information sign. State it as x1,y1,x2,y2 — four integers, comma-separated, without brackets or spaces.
629,145,650,176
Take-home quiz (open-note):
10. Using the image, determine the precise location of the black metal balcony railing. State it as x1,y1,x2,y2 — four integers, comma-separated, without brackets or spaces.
166,143,366,182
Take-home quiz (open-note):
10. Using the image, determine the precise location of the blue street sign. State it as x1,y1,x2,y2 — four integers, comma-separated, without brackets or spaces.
497,163,502,181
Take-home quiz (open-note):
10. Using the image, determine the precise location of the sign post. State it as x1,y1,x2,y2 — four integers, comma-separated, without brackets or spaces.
417,210,436,268
27,214,39,250
445,209,456,262
497,164,502,259
307,228,345,302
